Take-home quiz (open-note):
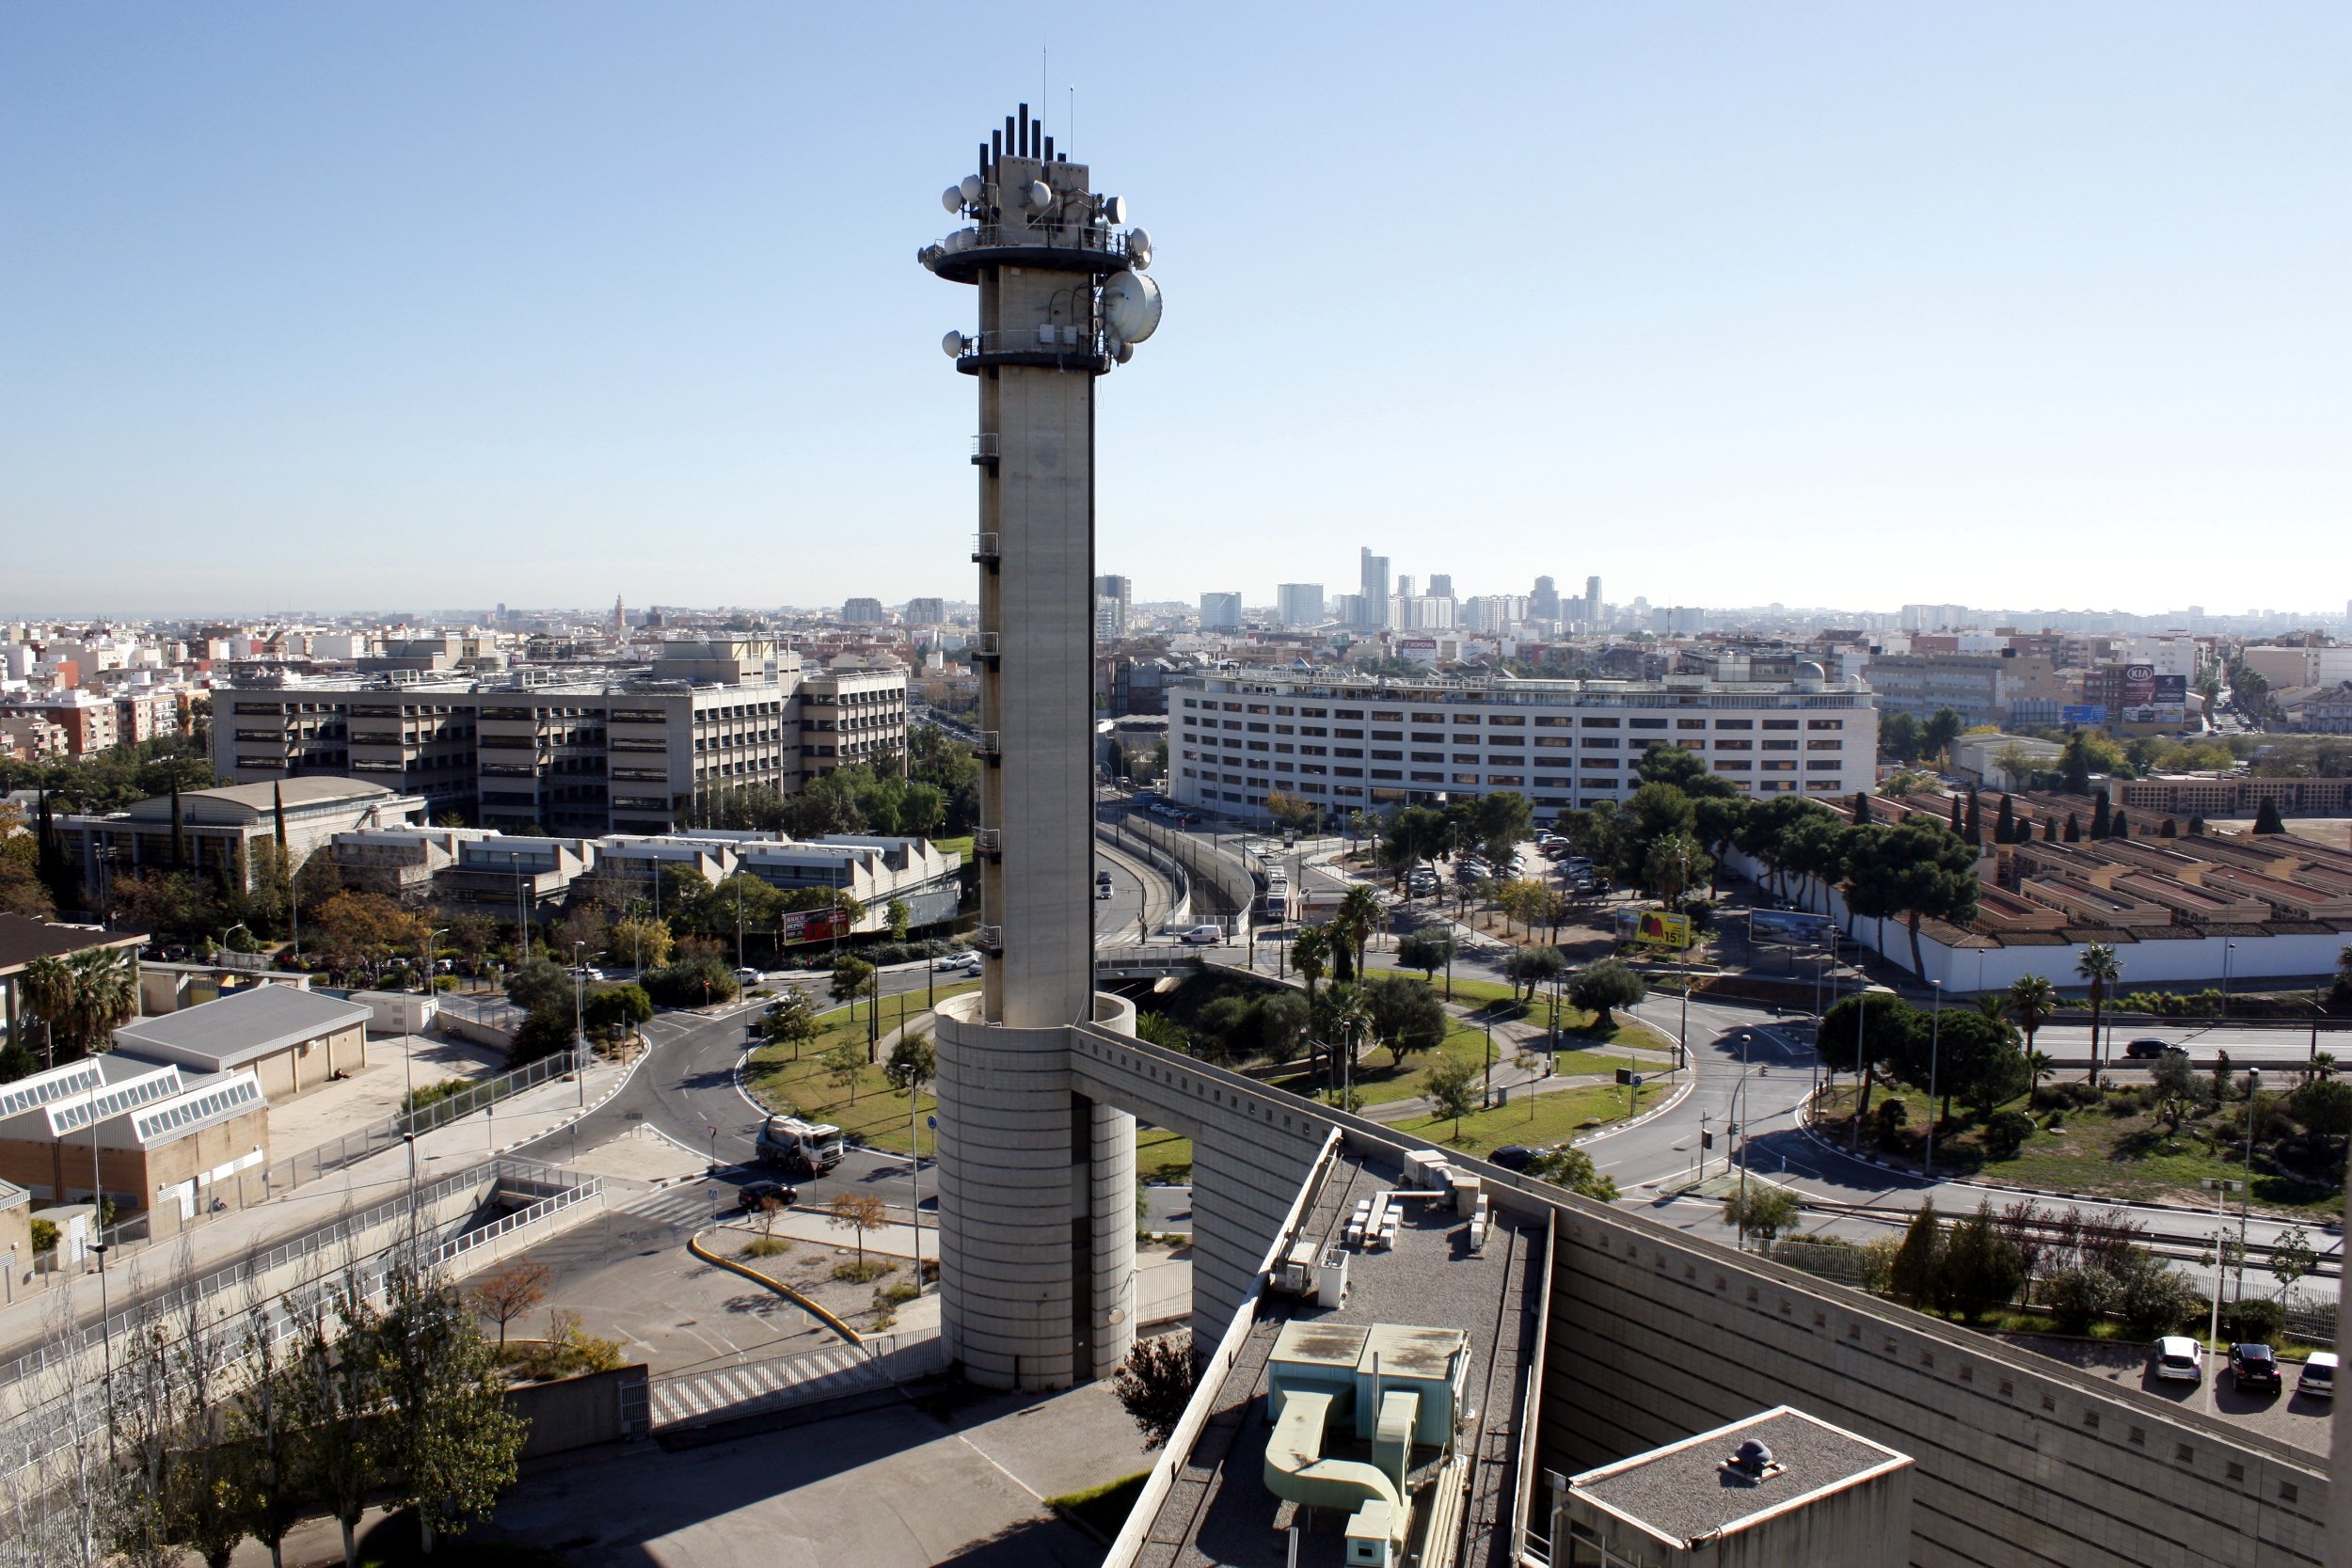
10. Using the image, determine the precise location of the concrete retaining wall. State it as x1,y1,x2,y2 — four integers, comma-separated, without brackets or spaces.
509,1363,649,1459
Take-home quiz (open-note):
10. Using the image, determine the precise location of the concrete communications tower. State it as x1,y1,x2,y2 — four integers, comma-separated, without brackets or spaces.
917,105,1163,1388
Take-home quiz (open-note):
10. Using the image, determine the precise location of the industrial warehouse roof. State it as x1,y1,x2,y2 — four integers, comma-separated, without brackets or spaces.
112,985,373,1071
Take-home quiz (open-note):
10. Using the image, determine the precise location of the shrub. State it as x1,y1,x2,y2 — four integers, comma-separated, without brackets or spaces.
833,1258,891,1284
2218,1298,2286,1347
875,1279,920,1308
642,958,739,1007
2042,1110,2066,1131
1981,1110,2035,1159
2116,1259,2201,1338
740,1237,794,1259
1874,1098,1910,1152
2062,1081,2103,1109
30,1218,57,1254
2043,1267,2119,1334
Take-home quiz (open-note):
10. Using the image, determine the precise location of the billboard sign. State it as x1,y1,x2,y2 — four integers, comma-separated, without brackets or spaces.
1631,910,1692,949
1750,909,1833,945
779,906,853,945
2122,669,2186,725
2062,705,2107,726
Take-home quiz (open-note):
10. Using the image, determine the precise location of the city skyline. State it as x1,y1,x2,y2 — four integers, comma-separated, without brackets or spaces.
5,4,2345,617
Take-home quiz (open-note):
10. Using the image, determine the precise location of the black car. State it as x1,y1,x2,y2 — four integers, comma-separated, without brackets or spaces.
2229,1343,2282,1391
1489,1145,1538,1172
2123,1037,2170,1060
739,1180,799,1212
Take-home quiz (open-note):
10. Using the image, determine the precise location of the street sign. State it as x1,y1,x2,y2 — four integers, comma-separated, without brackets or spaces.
926,1116,937,1129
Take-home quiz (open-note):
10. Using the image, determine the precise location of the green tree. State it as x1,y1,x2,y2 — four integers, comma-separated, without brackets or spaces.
2090,789,2112,840
1290,924,1329,1009
2004,974,2057,1065
1917,1009,2028,1121
821,1038,869,1103
1723,1184,1802,1246
1820,992,1919,1152
1883,816,1979,977
1502,944,1567,1002
2252,797,2287,835
1396,927,1454,982
2075,942,2122,1087
1334,884,1384,980
761,988,824,1058
829,955,877,1019
1257,990,1311,1058
1112,1332,1200,1450
365,1260,527,1555
1471,790,1535,866
1567,959,1646,1031
1889,1200,1944,1307
581,982,653,1037
1879,711,1925,765
1362,973,1448,1057
2292,1076,2352,1146
885,898,912,941
1937,1202,2026,1323
1643,830,1710,909
1526,1144,1619,1201
883,1029,936,1093
1921,707,1965,765
2060,732,2094,794
1422,1053,1483,1134
504,957,570,1014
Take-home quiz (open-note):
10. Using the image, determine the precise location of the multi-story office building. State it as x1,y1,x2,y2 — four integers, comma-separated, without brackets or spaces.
210,640,907,835
1358,548,1391,628
1167,665,1876,819
1093,574,1133,638
1863,650,2070,730
1199,593,1244,632
1584,575,1603,626
1276,584,1326,627
1530,576,1560,620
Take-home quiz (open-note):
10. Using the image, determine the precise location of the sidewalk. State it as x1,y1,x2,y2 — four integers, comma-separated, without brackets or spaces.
0,1048,636,1362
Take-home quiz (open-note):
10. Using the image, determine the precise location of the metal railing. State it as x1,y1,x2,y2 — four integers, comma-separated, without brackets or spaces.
931,223,1132,260
438,1178,601,1264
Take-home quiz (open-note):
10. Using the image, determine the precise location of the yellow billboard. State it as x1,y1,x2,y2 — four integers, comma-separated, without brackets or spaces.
1634,910,1692,949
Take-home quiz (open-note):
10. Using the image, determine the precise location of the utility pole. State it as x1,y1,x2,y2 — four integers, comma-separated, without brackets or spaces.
1924,980,1943,1177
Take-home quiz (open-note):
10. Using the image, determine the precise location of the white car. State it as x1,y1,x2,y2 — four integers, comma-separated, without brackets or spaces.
935,951,980,970
1097,884,1115,899
2300,1352,2337,1399
2153,1335,2203,1384
732,966,761,985
1178,925,1224,944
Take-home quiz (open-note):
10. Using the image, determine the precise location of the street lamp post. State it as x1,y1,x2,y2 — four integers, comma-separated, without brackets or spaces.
1728,1066,1759,1249
1924,980,1944,1177
2201,1176,2242,1408
2221,940,2235,1018
571,940,589,1106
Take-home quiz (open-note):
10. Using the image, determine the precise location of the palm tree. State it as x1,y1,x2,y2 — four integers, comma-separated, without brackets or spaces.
2025,1050,2055,1107
2005,973,2057,1063
1292,925,1328,1010
17,955,73,1069
1314,982,1374,1103
1337,885,1383,979
2074,944,2122,1088
70,947,137,1053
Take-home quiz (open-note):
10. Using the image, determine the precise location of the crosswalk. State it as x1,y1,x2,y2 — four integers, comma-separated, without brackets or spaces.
620,1183,729,1231
651,1338,935,1427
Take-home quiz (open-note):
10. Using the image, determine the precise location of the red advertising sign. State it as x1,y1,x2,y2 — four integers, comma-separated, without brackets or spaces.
779,907,853,945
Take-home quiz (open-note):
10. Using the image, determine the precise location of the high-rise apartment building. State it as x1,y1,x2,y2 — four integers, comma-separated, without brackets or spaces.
841,597,888,624
905,597,947,626
1358,548,1391,628
1427,574,1454,599
1199,593,1244,631
1276,584,1326,627
1093,575,1132,639
1531,576,1560,620
1585,576,1603,626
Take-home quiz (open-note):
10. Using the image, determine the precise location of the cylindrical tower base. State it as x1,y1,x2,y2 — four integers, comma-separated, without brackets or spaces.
934,990,1137,1389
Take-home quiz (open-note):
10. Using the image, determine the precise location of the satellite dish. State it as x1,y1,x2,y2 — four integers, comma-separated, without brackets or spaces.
959,174,985,204
1102,196,1128,225
1115,341,1136,364
1124,226,1153,269
1025,180,1054,210
942,330,968,357
946,230,972,252
941,187,963,214
1100,270,1163,344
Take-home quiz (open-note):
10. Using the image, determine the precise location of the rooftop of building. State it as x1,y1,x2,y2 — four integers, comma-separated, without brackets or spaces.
1567,1405,1912,1550
112,984,373,1071
0,913,144,977
1168,665,1868,704
1134,1143,1541,1568
116,777,394,823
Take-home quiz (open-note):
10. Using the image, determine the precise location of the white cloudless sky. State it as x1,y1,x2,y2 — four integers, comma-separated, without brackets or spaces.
3,3,2344,618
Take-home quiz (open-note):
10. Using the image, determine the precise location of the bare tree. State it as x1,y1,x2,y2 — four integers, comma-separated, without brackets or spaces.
823,1193,890,1269
466,1260,553,1349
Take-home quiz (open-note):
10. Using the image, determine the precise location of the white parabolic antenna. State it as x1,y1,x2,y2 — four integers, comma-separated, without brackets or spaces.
959,174,985,204
942,330,967,357
1100,270,1162,344
1025,180,1053,210
941,187,963,214
1102,196,1128,225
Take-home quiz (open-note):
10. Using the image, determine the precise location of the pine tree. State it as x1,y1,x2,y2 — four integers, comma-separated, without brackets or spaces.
1950,796,1964,832
2253,798,2287,835
2159,817,2176,838
2188,816,2206,836
2109,809,2130,840
1851,792,1874,825
2090,789,2111,840
2042,816,2058,843
1995,795,2015,846
1963,789,1982,846
273,781,290,849
2063,814,2081,843
170,783,188,868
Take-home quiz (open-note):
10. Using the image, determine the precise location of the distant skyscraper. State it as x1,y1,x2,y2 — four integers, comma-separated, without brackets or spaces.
1277,584,1326,627
1093,574,1132,638
1427,574,1454,600
1395,574,1415,601
1530,577,1559,620
1359,548,1390,628
1200,592,1243,631
1585,576,1602,626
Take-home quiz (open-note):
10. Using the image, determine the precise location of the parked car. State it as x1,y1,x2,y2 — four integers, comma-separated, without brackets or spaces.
1178,925,1223,944
1489,1145,1537,1172
2229,1343,2282,1392
2122,1037,2171,1060
2153,1335,2203,1383
738,1180,798,1212
2299,1352,2337,1399
936,951,980,970
733,966,762,985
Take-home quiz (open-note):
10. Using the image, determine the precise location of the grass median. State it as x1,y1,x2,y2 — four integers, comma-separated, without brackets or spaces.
741,980,979,1154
